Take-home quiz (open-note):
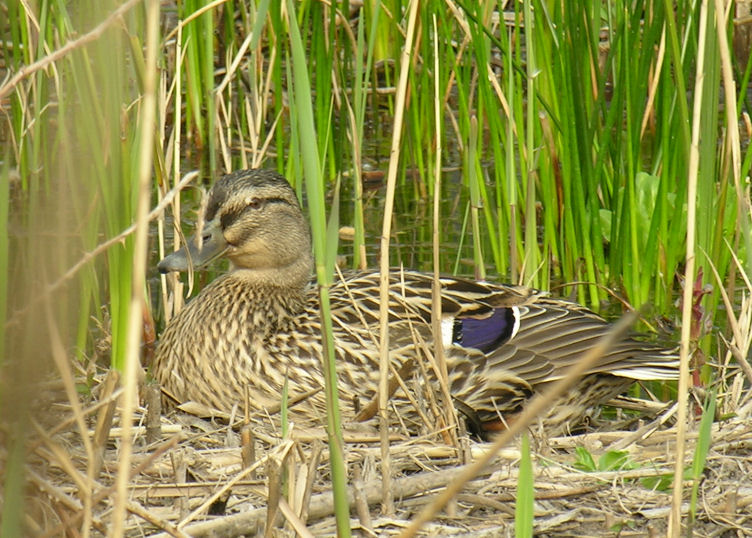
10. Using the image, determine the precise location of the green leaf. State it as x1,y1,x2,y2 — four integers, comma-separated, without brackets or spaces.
640,474,674,492
690,391,717,521
573,446,597,472
598,450,634,472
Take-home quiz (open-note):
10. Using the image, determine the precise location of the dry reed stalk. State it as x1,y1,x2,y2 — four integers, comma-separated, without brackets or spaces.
39,436,179,537
42,295,96,535
706,247,752,386
668,0,708,534
125,500,191,538
92,370,120,476
431,13,460,449
111,1,160,533
377,0,421,516
278,498,316,538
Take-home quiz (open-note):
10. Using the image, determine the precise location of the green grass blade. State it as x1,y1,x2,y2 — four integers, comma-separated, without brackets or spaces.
522,0,540,288
467,115,486,281
285,2,350,535
0,162,20,538
515,432,534,538
689,391,716,522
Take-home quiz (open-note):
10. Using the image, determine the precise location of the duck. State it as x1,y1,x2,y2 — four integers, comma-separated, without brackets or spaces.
153,168,678,438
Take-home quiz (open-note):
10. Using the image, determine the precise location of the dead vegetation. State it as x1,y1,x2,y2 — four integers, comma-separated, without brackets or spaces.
17,361,752,537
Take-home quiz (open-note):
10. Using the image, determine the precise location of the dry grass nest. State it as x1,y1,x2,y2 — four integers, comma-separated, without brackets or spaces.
13,359,752,538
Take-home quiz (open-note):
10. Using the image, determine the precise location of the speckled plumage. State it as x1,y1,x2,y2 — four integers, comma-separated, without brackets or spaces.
153,169,678,436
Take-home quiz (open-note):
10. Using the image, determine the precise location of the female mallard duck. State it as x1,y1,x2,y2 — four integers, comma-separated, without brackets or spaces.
154,169,677,437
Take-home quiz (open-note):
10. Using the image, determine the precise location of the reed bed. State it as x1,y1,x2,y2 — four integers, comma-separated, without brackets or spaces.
2,0,752,535
22,381,752,536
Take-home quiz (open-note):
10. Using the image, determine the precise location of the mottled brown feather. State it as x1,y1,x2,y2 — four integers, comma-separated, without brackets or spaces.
153,169,678,436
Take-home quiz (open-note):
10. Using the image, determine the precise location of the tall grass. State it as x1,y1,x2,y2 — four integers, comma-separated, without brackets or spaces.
2,0,149,534
2,0,751,534
285,1,350,534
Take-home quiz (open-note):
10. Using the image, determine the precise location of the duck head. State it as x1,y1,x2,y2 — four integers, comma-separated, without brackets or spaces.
158,169,313,288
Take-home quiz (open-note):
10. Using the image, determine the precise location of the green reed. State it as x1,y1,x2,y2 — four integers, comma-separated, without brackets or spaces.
689,391,716,525
181,0,216,172
68,16,135,373
2,0,150,533
0,164,15,537
515,432,534,538
286,1,350,534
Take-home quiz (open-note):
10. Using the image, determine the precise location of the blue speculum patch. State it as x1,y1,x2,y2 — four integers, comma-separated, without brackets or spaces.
452,307,516,354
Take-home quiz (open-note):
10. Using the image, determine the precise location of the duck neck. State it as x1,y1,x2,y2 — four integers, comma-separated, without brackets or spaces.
230,249,313,295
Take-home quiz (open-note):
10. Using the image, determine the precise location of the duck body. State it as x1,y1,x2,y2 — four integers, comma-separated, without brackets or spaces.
154,169,678,436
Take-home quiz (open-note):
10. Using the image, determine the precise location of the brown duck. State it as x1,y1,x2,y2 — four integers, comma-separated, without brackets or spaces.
154,169,677,437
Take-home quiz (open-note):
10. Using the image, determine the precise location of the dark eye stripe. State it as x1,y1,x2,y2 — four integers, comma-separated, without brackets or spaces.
206,198,222,222
219,196,291,230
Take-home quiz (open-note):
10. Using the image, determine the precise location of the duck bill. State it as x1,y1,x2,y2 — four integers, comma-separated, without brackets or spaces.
158,219,228,273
